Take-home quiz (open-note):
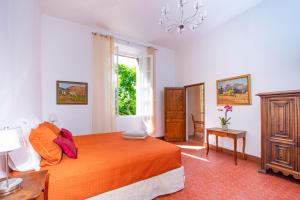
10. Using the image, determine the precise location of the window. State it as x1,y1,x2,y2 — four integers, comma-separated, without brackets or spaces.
116,55,138,116
114,42,155,133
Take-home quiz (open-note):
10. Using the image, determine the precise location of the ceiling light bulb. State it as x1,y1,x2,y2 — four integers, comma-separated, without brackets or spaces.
178,0,186,8
189,24,196,30
161,7,167,15
199,0,203,7
194,1,199,10
177,24,184,34
158,18,163,25
166,26,173,33
203,10,207,18
165,4,170,13
177,28,183,34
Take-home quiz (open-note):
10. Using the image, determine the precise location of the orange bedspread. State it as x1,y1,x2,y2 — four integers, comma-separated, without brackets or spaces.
40,132,181,200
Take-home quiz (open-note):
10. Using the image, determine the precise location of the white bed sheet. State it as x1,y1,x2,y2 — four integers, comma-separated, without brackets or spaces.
87,166,185,200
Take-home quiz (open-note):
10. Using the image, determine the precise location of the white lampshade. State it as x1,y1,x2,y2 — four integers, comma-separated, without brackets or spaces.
0,129,21,153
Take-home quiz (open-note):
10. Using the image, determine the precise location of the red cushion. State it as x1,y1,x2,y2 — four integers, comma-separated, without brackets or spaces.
53,136,77,159
61,128,74,142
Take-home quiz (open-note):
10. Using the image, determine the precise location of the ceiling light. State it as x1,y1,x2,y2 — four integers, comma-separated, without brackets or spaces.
159,0,207,34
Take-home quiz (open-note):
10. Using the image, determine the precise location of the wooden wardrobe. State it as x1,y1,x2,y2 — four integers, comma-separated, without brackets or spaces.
164,87,186,142
257,90,300,179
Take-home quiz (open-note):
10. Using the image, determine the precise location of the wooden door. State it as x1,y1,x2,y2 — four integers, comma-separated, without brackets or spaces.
267,97,297,170
164,87,186,142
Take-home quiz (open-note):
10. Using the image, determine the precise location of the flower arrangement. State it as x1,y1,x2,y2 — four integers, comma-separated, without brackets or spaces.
218,105,233,130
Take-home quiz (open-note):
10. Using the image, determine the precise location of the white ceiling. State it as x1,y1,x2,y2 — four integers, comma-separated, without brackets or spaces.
41,0,265,50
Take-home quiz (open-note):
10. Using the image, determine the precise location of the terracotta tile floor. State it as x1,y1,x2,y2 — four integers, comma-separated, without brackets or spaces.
157,139,300,200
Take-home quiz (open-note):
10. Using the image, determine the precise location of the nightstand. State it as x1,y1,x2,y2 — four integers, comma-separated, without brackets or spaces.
0,170,49,200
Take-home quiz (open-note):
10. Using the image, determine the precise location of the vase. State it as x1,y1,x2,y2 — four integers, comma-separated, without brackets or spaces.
221,124,228,130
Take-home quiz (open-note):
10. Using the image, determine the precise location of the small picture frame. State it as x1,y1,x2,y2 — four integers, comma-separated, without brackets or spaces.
216,74,252,105
56,81,88,105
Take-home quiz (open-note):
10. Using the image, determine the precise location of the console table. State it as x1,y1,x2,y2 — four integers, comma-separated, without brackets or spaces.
206,128,247,165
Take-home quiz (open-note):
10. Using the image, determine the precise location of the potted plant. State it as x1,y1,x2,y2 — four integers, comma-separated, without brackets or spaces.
218,105,232,130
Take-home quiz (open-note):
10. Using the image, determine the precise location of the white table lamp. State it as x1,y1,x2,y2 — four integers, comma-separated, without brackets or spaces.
0,129,23,196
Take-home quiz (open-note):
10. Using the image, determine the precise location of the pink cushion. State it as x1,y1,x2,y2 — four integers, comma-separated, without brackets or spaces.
53,136,77,159
61,128,74,142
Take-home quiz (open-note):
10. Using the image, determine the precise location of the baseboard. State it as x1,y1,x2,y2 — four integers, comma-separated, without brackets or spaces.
208,144,261,164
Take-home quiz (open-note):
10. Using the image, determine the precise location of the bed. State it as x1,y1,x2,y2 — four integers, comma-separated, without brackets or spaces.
38,132,184,200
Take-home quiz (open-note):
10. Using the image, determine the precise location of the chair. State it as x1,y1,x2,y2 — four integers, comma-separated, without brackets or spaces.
191,114,204,137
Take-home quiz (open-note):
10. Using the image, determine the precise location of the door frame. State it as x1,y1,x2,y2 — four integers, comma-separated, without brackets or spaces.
184,82,205,141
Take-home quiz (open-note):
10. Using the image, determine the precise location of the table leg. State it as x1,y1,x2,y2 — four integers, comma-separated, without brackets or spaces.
234,137,237,165
206,132,209,156
216,135,218,151
243,136,247,160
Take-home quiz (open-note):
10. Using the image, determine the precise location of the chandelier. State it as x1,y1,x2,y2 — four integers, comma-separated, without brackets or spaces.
159,0,207,34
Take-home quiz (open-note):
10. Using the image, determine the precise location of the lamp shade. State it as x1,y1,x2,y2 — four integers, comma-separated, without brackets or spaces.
0,129,21,153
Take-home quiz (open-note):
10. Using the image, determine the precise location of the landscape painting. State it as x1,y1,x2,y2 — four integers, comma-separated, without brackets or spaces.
216,74,251,105
57,81,88,105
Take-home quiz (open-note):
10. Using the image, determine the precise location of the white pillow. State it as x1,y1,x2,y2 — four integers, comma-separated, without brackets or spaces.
8,116,41,172
123,130,147,137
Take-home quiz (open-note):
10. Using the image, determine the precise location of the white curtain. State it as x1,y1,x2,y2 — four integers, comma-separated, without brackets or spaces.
137,47,156,135
92,34,116,132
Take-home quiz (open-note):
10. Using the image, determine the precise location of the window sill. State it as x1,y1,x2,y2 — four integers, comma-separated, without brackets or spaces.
117,115,140,118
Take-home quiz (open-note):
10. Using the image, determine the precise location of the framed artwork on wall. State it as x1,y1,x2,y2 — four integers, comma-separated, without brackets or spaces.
56,81,88,105
216,74,252,105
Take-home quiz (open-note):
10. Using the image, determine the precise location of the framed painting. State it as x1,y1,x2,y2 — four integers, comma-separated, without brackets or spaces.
216,74,251,105
56,81,88,105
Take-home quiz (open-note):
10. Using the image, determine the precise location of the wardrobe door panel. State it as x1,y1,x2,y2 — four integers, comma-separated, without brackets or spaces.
268,97,296,141
269,141,295,170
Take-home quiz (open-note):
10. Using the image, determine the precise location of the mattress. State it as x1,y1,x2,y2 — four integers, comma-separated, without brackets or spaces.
40,132,182,200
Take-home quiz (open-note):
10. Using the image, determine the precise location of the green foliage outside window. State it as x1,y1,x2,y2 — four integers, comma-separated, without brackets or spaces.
118,64,136,115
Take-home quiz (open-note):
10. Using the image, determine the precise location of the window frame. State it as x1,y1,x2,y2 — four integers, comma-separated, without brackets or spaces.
114,53,139,117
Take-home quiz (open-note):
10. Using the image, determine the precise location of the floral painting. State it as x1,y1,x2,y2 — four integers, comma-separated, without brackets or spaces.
216,74,251,105
57,81,88,104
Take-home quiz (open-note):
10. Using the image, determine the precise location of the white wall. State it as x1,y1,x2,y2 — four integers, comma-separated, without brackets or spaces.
155,47,176,137
0,0,42,126
41,16,93,135
0,0,42,177
41,16,176,135
175,0,300,157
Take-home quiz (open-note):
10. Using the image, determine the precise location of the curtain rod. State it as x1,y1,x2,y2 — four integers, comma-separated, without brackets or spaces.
92,32,157,50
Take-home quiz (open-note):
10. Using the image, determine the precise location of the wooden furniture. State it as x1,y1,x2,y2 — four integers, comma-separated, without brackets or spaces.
164,87,186,142
257,90,300,179
191,114,204,137
0,170,49,200
206,128,246,165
